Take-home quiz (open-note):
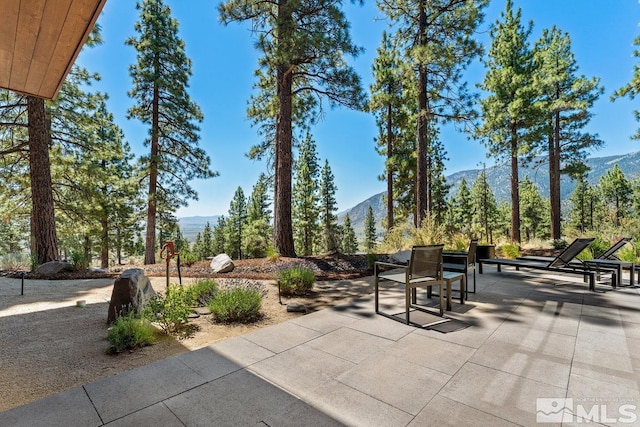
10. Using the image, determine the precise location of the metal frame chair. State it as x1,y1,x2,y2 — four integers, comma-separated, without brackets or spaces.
374,245,445,325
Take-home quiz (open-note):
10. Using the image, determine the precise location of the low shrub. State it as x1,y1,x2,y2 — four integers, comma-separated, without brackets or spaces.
0,252,30,271
208,286,263,323
180,251,198,267
70,250,89,270
576,247,593,261
550,239,567,250
144,284,192,334
277,266,315,296
498,243,521,259
366,253,378,269
588,237,610,258
186,279,219,306
618,245,639,263
267,247,280,262
107,313,156,354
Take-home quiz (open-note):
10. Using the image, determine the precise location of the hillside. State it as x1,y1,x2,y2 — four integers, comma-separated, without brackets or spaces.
177,216,220,242
179,151,640,243
338,151,640,241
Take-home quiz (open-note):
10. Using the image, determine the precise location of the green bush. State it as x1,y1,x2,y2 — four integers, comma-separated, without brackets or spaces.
70,250,89,270
144,284,192,334
618,245,639,263
576,247,593,261
277,266,315,296
180,251,198,267
498,243,521,259
366,253,378,269
186,279,219,306
588,237,610,258
208,287,263,323
551,239,567,250
107,313,156,354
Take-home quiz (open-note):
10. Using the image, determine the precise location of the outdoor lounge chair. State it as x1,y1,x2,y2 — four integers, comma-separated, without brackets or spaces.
477,238,611,291
518,237,634,287
374,245,445,325
443,238,478,299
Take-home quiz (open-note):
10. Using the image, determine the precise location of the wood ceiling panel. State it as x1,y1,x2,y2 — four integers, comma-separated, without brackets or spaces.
0,0,106,99
40,0,99,98
0,1,20,88
9,0,46,91
24,0,74,96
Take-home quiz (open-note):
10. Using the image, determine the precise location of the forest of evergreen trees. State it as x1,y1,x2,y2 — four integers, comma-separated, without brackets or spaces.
2,0,640,268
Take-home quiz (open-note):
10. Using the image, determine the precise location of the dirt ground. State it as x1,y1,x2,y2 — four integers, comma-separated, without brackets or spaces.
0,269,374,412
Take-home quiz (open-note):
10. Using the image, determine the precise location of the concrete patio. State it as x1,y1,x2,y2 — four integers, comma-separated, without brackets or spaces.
2,266,640,426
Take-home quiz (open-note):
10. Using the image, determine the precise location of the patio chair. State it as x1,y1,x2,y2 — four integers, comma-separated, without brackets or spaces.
478,238,610,291
519,237,634,287
443,238,478,298
374,245,445,325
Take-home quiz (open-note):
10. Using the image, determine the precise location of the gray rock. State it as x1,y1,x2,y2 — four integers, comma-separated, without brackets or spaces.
107,268,156,323
391,250,411,265
35,261,74,275
286,302,307,313
193,307,211,316
210,254,235,273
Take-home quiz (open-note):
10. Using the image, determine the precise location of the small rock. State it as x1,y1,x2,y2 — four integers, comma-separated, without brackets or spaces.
36,261,74,275
287,302,307,313
210,254,235,273
193,307,211,316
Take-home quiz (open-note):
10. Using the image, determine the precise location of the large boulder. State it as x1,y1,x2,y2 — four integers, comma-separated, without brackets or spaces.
35,261,74,275
210,254,235,273
107,268,156,323
391,250,411,265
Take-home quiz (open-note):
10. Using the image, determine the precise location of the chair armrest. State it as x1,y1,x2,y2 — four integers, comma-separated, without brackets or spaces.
375,261,407,269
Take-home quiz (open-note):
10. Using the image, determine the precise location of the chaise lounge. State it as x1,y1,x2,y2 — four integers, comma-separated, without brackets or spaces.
477,238,613,291
518,237,634,287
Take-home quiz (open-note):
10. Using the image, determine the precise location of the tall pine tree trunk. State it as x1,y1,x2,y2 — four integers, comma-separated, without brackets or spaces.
549,112,562,240
510,127,521,243
144,63,160,265
100,211,109,268
386,99,394,230
415,0,428,227
28,96,59,266
273,1,296,257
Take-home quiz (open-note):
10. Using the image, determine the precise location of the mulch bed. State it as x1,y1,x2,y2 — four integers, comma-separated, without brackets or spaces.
2,254,376,281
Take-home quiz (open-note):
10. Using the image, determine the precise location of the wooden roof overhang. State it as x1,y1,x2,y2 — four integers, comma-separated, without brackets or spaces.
0,0,107,100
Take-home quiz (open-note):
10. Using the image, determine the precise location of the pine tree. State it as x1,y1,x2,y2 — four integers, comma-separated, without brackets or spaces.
519,176,548,241
378,0,487,225
453,178,473,236
227,187,247,259
201,222,214,259
341,214,358,254
364,205,377,253
470,169,498,243
612,18,640,140
244,174,272,258
533,26,603,240
319,160,339,254
219,0,365,257
369,32,414,230
128,0,215,264
476,0,539,243
568,174,594,233
212,216,227,255
292,133,320,256
599,165,633,227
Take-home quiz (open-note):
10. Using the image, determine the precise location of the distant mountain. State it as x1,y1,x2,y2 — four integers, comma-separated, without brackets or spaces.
178,216,220,242
338,151,640,241
178,152,640,244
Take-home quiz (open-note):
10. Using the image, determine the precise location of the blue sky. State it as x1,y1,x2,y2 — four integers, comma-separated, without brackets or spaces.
77,0,640,217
